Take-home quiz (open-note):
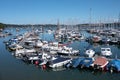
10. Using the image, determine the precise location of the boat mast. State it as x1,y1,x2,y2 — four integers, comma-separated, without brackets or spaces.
118,12,120,29
89,8,92,29
118,12,120,23
57,19,60,32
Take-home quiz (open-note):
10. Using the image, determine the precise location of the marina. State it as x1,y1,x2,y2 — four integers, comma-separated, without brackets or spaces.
1,0,120,79
0,25,120,80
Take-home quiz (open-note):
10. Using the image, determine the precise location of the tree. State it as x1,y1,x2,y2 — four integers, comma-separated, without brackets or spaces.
0,23,5,29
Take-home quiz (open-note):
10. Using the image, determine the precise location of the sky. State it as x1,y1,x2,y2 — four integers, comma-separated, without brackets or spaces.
0,0,120,24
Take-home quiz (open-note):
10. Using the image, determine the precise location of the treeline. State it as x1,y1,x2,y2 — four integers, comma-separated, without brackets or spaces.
0,23,5,29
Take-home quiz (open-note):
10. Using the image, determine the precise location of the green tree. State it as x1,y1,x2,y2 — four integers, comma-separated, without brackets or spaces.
0,23,5,29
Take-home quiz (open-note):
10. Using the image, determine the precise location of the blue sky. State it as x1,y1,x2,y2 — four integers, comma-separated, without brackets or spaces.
0,0,120,24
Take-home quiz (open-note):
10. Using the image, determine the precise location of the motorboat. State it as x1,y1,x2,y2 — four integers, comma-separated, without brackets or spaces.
8,44,23,51
107,59,120,73
65,58,84,68
101,37,110,43
57,46,79,56
110,37,118,44
85,49,95,57
79,58,94,68
92,36,101,43
34,40,43,48
22,54,42,63
48,56,71,68
101,48,112,56
39,53,52,66
91,56,108,71
47,29,54,34
14,48,36,56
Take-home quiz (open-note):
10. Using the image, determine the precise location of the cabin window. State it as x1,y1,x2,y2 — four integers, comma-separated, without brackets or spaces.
107,49,110,51
102,49,105,51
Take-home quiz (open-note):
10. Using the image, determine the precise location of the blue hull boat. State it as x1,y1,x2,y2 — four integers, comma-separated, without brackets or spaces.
107,59,120,72
72,58,84,68
65,58,84,68
79,58,94,68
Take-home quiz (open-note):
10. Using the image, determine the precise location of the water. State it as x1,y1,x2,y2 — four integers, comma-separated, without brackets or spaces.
0,28,120,80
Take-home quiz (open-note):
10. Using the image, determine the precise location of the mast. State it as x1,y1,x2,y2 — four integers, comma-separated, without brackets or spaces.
118,12,120,23
89,8,92,29
118,13,120,29
56,19,60,35
57,19,60,31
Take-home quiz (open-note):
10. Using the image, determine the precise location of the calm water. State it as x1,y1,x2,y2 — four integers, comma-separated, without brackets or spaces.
0,28,120,80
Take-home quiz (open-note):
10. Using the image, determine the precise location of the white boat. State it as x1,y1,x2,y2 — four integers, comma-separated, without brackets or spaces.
41,42,62,53
49,42,60,51
110,37,118,44
35,40,43,47
92,35,101,43
48,56,71,68
39,53,53,66
49,42,63,54
22,54,42,62
57,46,79,56
47,30,54,34
69,31,81,38
14,48,36,56
85,49,95,57
28,55,41,61
8,44,23,51
41,53,51,60
23,40,35,48
101,48,112,56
